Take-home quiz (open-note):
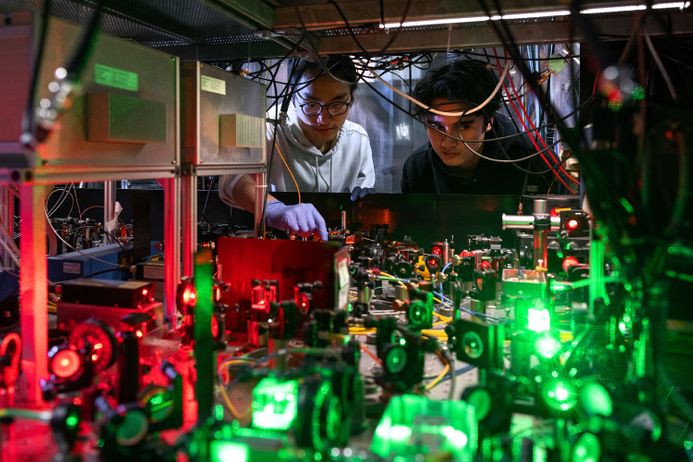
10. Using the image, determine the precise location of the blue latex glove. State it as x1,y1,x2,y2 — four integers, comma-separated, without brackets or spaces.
350,186,376,201
265,200,328,241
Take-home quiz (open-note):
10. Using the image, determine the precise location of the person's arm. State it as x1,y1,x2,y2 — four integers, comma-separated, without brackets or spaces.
401,163,411,193
349,126,376,200
219,171,328,240
220,173,262,212
354,135,375,188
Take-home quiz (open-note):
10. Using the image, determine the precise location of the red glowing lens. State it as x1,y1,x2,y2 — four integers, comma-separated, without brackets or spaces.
51,349,82,379
182,286,196,305
431,246,442,256
562,256,580,272
211,315,220,339
567,219,580,230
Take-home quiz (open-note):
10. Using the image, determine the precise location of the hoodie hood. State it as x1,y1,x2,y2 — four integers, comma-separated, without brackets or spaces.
268,111,375,194
283,110,343,161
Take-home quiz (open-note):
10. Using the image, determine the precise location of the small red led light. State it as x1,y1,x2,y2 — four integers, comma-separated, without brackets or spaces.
211,316,219,338
567,218,579,230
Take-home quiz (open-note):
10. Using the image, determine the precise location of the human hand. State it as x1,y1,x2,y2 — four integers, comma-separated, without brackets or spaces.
350,186,376,201
265,200,328,241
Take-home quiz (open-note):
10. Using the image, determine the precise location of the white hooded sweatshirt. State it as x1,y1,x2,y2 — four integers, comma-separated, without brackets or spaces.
220,113,375,206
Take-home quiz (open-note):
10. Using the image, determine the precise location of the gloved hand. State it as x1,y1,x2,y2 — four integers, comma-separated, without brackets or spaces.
265,200,328,241
350,186,376,201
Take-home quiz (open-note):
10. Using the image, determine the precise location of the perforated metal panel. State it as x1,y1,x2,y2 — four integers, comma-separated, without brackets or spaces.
0,16,178,175
4,0,265,45
181,62,266,166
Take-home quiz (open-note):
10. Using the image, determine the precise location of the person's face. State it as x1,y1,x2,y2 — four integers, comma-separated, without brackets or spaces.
426,98,492,170
294,72,352,152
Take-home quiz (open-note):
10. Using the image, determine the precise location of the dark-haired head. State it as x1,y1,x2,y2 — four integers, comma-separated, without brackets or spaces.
412,59,500,123
289,56,358,153
292,55,358,95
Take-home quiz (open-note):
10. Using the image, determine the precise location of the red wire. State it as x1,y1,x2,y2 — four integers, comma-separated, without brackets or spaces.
492,51,577,193
500,49,579,186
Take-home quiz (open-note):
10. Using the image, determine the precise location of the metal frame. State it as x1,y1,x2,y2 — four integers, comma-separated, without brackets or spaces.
5,173,185,404
0,16,185,405
179,60,268,278
0,185,16,270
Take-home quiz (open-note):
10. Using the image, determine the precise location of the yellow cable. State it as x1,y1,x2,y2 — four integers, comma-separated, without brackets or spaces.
274,141,301,204
216,384,251,420
425,364,450,391
378,271,407,288
421,329,448,340
433,311,452,323
217,359,255,384
349,327,377,336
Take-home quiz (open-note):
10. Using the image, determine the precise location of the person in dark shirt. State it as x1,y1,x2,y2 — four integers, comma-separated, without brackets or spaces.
401,59,550,194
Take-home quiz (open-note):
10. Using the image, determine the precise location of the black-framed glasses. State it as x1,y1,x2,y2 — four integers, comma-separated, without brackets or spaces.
298,100,351,117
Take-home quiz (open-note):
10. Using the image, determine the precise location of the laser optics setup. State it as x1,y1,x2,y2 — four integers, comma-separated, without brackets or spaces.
1,2,692,461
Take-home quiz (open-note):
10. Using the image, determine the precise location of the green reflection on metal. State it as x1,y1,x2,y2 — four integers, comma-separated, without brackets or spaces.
147,390,173,422
194,249,216,420
608,100,623,112
579,383,613,417
385,346,407,374
631,85,645,101
619,198,634,214
589,238,610,311
572,433,601,462
251,377,298,431
115,410,148,445
467,388,491,421
210,440,248,462
542,379,577,412
371,394,476,460
215,404,224,421
535,334,561,359
527,308,551,333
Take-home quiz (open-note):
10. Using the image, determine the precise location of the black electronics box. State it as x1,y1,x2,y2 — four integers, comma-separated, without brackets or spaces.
59,278,155,308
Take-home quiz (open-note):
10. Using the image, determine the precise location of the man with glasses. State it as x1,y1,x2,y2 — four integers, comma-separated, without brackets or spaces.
220,56,375,240
401,59,550,195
